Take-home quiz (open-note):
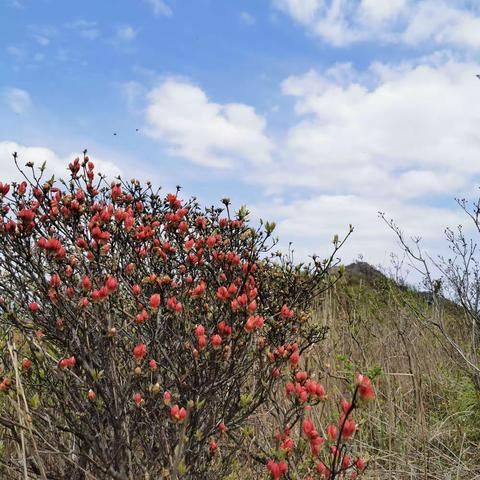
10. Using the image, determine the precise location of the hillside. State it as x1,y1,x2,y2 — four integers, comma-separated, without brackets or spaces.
314,262,480,479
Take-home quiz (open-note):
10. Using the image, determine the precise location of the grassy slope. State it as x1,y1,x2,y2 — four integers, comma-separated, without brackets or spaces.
317,262,480,479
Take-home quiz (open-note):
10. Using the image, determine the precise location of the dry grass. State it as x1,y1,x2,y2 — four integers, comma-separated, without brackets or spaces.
313,268,480,479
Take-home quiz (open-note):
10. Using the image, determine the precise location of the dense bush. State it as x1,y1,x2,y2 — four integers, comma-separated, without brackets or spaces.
0,154,373,479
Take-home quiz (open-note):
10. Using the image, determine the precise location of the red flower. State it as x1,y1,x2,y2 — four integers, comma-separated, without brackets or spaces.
295,371,307,383
133,343,147,360
281,436,294,453
206,235,216,248
285,382,294,396
267,460,288,480
216,286,229,301
87,389,96,401
211,334,222,349
302,417,315,438
310,435,325,456
136,309,149,324
281,304,294,318
356,458,366,472
209,439,218,454
326,424,337,441
170,405,187,422
341,399,351,413
341,419,356,439
28,302,39,312
149,359,157,371
0,182,10,195
59,356,76,369
133,392,143,406
267,460,280,480
167,296,182,312
356,374,375,401
195,324,205,337
290,350,300,366
197,335,207,350
82,276,91,290
150,293,161,310
244,316,256,332
237,294,248,307
22,358,32,370
316,383,326,400
50,273,60,287
105,276,118,292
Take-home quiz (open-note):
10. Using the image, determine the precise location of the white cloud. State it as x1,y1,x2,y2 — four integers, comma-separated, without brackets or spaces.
251,194,467,266
67,20,100,40
134,56,480,265
247,57,480,200
144,0,172,17
2,88,32,114
29,25,58,46
273,0,324,24
144,78,274,168
240,12,256,25
272,0,480,48
359,0,407,24
115,25,137,42
403,2,480,48
32,34,50,46
242,55,480,264
0,141,122,184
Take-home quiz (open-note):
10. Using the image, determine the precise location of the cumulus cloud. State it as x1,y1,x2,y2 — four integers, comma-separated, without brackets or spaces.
251,194,467,267
248,57,480,201
272,0,480,48
2,88,32,114
134,56,480,264
273,0,323,24
144,78,274,168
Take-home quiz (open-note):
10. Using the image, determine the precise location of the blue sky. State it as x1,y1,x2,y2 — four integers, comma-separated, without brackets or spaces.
2,0,480,273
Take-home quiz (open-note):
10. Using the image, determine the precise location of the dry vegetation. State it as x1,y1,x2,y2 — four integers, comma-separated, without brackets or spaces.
1,157,479,479
311,263,480,479
221,262,480,479
2,260,480,479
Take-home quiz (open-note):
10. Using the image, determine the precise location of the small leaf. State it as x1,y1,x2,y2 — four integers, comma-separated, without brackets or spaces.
30,393,40,409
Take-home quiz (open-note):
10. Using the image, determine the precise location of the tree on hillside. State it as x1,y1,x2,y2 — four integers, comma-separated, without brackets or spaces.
381,194,480,391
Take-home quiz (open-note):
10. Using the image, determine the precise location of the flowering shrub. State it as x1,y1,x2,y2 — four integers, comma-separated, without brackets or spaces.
261,373,375,480
0,154,370,479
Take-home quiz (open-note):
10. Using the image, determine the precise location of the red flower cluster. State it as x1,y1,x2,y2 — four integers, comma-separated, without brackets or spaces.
59,356,76,369
267,372,375,480
170,404,187,422
267,459,288,480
